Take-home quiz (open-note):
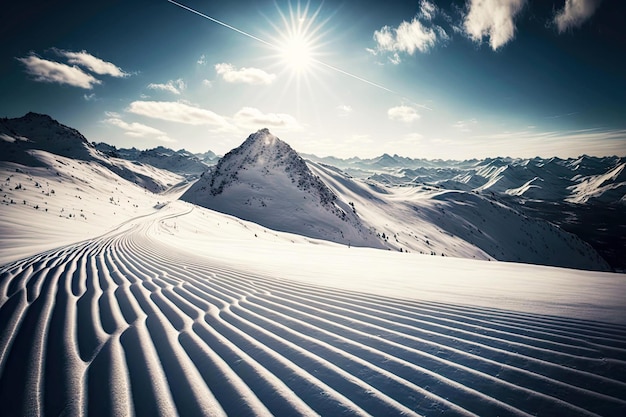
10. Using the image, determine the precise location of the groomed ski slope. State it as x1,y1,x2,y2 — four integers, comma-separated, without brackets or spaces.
0,201,625,416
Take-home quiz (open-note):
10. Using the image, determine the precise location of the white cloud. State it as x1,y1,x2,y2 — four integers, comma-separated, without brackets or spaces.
147,79,186,95
54,49,129,77
388,105,421,123
197,54,207,65
369,4,449,64
125,101,300,133
16,54,101,89
202,79,213,87
419,0,438,21
83,93,97,101
553,0,602,32
233,107,301,129
372,20,438,60
105,116,174,142
336,104,353,117
463,0,527,50
467,128,626,159
127,101,231,129
215,63,276,85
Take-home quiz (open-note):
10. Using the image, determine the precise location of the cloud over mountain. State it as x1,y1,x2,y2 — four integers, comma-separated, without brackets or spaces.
233,107,301,129
104,116,174,143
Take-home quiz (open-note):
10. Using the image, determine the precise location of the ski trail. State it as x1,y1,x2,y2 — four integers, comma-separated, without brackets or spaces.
0,205,624,416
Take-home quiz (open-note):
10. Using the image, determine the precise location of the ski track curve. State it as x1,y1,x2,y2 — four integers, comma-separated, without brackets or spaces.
0,206,625,416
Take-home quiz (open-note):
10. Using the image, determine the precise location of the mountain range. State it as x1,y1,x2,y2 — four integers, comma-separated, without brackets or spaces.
2,112,624,271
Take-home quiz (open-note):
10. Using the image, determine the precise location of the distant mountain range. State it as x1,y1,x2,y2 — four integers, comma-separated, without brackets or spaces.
303,153,626,205
2,112,624,271
93,143,218,177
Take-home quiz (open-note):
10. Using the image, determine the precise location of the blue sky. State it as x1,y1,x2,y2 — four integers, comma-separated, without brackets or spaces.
1,0,625,159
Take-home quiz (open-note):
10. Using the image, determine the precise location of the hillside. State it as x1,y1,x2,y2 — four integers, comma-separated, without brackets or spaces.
309,162,610,271
1,113,185,193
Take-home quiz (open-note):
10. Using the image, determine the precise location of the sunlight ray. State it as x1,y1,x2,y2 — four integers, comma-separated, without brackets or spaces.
167,0,396,94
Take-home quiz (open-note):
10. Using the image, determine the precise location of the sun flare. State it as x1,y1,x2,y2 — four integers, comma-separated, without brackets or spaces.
270,1,327,77
280,32,313,72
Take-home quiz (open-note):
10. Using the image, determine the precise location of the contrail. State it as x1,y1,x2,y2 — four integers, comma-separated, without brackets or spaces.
167,0,396,95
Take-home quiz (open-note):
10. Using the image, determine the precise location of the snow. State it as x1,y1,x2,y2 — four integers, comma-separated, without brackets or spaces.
0,149,184,264
1,119,625,416
567,162,626,204
2,194,625,416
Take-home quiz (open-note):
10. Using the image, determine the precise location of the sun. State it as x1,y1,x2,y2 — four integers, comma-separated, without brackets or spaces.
269,2,327,77
280,32,313,73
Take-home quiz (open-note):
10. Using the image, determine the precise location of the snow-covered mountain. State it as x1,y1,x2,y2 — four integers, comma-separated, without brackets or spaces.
182,129,381,248
303,152,625,270
94,143,210,177
310,152,626,204
310,162,610,271
194,149,220,165
183,129,609,271
1,112,96,165
1,113,184,192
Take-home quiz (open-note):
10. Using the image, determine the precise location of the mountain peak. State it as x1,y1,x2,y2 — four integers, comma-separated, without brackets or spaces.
202,129,325,199
241,128,280,149
22,111,54,121
182,130,380,247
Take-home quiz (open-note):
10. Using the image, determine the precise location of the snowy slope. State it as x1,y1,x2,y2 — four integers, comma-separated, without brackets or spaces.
0,149,184,264
567,161,626,204
182,129,382,248
0,199,625,416
309,162,610,271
